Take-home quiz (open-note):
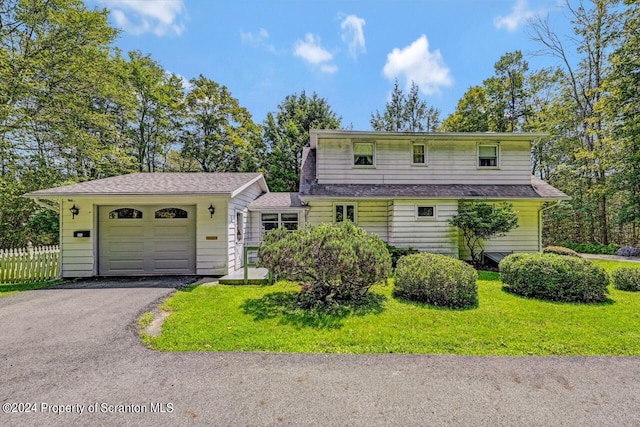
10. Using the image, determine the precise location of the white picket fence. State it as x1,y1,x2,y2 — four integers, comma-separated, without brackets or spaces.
0,244,60,284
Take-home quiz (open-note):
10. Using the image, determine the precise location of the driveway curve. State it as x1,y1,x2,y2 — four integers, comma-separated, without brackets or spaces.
1,277,639,427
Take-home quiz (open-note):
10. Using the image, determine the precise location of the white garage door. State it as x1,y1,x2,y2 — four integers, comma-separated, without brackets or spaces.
98,205,196,275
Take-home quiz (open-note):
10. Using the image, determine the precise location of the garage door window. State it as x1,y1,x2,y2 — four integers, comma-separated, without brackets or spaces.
109,208,143,219
155,208,188,219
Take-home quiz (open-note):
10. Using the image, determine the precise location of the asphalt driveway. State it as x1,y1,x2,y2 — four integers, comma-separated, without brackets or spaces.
1,277,639,427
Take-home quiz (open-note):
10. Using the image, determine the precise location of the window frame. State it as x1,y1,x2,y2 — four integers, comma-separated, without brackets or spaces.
411,142,428,166
260,212,300,236
415,205,437,220
108,208,143,219
477,143,500,169
333,203,357,224
352,141,376,168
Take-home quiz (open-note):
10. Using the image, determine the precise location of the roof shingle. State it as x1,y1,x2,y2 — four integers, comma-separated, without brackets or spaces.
248,192,304,209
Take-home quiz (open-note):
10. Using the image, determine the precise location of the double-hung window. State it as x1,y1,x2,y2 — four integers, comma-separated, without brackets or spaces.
412,143,427,165
353,142,374,166
478,144,499,168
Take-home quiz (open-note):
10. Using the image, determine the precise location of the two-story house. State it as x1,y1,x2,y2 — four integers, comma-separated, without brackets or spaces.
26,129,567,278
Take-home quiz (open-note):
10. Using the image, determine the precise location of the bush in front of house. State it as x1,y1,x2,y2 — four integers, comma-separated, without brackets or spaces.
500,253,609,303
385,244,420,269
542,245,581,257
258,221,392,306
612,267,640,292
393,253,478,309
615,246,640,257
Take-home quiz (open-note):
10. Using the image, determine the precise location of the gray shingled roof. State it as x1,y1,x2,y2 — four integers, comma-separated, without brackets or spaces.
299,147,569,200
248,192,305,209
26,172,265,197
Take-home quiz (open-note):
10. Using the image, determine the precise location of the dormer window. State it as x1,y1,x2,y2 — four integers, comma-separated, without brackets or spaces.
353,142,374,167
478,144,499,168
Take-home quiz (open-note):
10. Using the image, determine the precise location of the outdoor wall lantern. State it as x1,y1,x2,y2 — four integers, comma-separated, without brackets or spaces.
69,204,79,219
208,203,215,218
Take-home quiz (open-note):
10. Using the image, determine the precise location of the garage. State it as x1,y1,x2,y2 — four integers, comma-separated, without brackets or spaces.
98,205,196,275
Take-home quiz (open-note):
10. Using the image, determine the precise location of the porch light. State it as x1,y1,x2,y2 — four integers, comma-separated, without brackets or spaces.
70,204,79,219
208,203,215,218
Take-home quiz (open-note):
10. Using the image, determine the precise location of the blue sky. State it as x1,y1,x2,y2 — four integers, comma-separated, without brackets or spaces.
85,0,572,130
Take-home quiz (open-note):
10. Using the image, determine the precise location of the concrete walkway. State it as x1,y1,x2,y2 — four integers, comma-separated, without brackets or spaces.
580,253,640,263
1,277,639,426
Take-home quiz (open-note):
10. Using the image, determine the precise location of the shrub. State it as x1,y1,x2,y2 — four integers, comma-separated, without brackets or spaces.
386,244,419,269
449,199,519,264
500,253,608,303
542,245,581,257
393,253,478,309
553,241,620,255
615,246,640,257
258,222,392,306
612,267,640,291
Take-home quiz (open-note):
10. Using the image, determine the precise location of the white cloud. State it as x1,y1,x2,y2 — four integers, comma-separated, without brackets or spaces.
494,0,538,32
100,0,187,36
382,35,453,95
340,14,366,59
240,28,276,53
293,33,337,73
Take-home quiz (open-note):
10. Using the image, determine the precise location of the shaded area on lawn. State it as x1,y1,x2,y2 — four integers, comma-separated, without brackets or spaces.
241,291,387,330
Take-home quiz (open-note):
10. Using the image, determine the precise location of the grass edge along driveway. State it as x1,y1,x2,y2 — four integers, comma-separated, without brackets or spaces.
144,259,640,356
0,280,61,297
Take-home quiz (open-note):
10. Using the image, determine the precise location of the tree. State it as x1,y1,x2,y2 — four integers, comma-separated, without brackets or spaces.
263,91,341,192
258,222,392,306
370,80,440,132
602,0,640,242
125,50,184,172
180,75,261,172
449,200,519,264
441,86,490,132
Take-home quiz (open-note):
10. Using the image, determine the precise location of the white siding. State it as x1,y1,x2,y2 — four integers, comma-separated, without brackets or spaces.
227,182,264,272
458,200,543,260
388,200,459,257
317,138,531,185
248,209,307,243
306,199,388,241
61,195,231,278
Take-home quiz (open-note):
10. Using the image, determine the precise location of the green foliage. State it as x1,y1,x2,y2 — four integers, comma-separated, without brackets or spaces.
500,253,609,303
553,242,620,255
441,86,489,132
180,75,262,172
449,199,519,263
612,267,640,292
385,244,419,269
370,80,440,132
258,222,392,306
262,91,341,192
542,245,581,257
393,253,478,309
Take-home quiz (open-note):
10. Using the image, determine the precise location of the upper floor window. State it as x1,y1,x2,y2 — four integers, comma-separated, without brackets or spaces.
412,143,427,165
335,203,356,223
478,144,499,168
353,142,374,166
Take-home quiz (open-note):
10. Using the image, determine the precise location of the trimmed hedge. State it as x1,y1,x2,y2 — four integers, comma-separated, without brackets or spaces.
612,267,640,292
394,253,478,309
553,241,620,255
500,253,609,303
542,245,581,257
386,244,419,269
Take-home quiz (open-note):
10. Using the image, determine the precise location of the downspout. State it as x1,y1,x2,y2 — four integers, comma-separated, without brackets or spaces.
538,201,561,251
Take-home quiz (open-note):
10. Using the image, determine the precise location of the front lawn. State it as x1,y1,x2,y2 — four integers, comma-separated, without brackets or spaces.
0,280,61,297
144,259,640,355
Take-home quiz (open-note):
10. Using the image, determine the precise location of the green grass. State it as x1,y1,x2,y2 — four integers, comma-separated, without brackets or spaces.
146,259,640,355
0,280,61,296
